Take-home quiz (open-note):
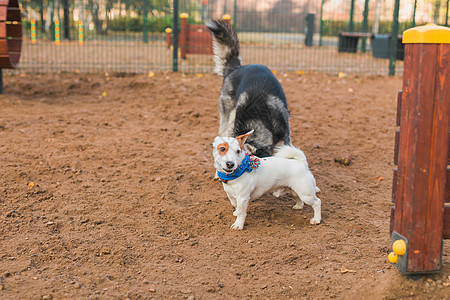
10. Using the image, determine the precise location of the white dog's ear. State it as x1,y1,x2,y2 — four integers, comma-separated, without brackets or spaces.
235,130,254,150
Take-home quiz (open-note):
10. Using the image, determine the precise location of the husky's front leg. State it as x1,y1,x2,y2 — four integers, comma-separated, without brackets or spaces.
231,196,249,230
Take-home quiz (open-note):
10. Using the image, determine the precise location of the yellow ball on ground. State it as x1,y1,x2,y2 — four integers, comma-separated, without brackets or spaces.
392,240,406,256
388,252,397,264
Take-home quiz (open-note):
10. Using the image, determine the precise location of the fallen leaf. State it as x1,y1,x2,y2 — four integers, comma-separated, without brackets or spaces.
340,266,356,273
28,182,35,189
338,72,347,78
148,71,155,77
296,70,305,75
102,91,107,97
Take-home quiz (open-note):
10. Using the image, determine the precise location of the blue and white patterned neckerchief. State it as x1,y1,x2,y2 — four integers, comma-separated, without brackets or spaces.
217,153,260,183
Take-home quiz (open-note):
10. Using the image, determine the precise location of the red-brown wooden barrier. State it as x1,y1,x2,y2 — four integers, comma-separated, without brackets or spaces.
389,24,450,274
166,14,231,59
0,0,21,94
0,0,21,68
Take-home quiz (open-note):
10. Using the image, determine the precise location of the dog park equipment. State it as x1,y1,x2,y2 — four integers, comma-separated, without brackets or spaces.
389,24,450,274
30,18,36,44
0,0,21,94
78,20,83,46
166,14,231,59
54,19,60,45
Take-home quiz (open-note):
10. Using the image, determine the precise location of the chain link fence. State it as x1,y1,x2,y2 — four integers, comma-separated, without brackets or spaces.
14,0,450,75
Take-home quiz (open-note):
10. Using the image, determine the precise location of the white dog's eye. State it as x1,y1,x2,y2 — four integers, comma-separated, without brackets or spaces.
237,150,241,154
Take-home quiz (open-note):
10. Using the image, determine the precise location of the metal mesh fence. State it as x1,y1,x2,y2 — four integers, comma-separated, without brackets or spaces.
12,0,450,75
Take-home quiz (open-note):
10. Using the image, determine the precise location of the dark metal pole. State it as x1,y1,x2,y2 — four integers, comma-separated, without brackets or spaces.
348,0,355,32
63,0,70,40
143,0,148,43
412,0,417,27
389,0,400,76
361,0,370,52
173,0,179,72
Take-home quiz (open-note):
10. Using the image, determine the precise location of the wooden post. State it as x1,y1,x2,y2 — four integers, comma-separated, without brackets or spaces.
180,13,188,59
390,24,450,274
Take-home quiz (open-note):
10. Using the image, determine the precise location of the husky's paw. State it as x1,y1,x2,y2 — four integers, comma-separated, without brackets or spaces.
315,186,321,193
292,202,304,210
310,217,321,225
233,210,238,216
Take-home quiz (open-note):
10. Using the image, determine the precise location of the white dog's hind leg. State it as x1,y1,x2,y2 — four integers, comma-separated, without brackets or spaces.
231,197,249,230
293,191,321,225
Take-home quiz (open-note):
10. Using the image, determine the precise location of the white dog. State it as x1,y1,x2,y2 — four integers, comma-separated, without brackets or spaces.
213,130,321,230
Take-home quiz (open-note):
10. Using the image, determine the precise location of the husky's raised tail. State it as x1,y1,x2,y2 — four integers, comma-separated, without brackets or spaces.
205,20,242,77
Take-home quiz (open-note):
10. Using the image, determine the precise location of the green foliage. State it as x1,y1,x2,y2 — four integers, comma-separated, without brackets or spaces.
109,16,173,32
321,20,415,36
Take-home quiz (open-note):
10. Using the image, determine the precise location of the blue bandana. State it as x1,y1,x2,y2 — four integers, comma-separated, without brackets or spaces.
217,153,260,182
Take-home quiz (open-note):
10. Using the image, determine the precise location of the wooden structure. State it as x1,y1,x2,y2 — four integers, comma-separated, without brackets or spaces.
0,0,22,93
166,14,231,59
389,24,450,274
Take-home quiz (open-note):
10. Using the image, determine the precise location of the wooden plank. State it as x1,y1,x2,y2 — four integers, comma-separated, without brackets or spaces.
6,22,21,37
448,130,450,164
392,168,398,203
446,167,450,203
7,7,20,21
0,55,12,68
0,22,5,38
444,206,450,239
0,7,6,21
0,38,6,55
396,90,402,126
7,38,20,51
8,0,19,7
394,129,400,165
423,43,450,271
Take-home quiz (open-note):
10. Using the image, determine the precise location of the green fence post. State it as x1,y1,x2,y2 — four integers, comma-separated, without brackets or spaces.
348,0,355,32
361,0,369,53
412,0,417,27
389,0,400,76
319,0,324,46
173,0,179,72
233,0,237,29
143,0,149,43
445,0,449,26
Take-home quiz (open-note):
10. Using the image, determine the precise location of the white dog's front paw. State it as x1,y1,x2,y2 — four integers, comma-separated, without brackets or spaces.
230,220,244,230
233,210,238,216
310,217,321,225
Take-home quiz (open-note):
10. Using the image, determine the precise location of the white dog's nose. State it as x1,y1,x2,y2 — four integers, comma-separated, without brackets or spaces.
226,161,235,169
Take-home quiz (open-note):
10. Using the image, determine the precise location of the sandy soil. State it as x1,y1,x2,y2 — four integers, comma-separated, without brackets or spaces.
0,71,448,299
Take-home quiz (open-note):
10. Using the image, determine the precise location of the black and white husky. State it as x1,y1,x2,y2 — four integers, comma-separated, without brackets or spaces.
206,20,291,157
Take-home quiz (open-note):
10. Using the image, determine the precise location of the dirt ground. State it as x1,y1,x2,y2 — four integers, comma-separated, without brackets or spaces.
0,71,449,299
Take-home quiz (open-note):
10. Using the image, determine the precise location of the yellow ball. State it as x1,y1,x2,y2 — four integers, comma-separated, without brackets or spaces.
388,252,397,264
392,240,406,256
